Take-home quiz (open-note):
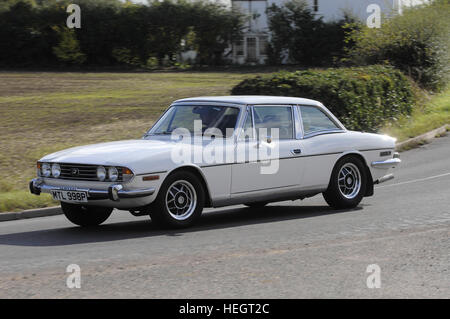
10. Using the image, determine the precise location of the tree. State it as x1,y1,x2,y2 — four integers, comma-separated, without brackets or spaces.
52,27,86,64
266,0,358,66
348,0,450,90
189,1,244,65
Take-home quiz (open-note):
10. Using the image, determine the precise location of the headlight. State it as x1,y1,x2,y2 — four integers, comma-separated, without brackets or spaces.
42,163,51,177
97,166,106,181
51,163,61,178
108,167,119,182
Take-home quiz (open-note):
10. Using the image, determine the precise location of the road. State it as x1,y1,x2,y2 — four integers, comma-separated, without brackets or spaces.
0,136,449,298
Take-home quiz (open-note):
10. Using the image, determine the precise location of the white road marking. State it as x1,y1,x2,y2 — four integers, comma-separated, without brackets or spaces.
376,172,450,189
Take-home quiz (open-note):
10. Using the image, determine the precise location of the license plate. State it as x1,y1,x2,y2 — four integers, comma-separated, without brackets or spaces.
51,190,88,203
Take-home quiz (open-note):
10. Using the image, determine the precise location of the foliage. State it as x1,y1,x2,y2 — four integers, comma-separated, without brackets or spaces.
381,85,450,142
348,0,450,90
0,0,244,67
266,0,361,66
52,27,86,64
231,65,414,132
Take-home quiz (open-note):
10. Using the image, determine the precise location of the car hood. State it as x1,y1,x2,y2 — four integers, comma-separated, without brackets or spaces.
40,139,179,174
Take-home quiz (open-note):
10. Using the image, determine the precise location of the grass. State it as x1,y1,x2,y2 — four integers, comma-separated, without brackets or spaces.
0,191,57,212
0,71,260,211
381,86,450,142
0,71,448,212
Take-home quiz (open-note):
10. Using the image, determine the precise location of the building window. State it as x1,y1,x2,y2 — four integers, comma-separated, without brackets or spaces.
259,36,268,56
235,38,244,56
313,0,319,12
246,37,257,61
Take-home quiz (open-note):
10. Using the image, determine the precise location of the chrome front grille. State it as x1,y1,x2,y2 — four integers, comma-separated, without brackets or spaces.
59,163,123,181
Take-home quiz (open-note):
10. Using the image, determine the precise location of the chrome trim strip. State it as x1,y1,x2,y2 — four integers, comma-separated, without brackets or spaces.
293,104,303,139
136,171,167,176
359,147,394,152
371,158,401,168
302,129,346,139
199,151,342,168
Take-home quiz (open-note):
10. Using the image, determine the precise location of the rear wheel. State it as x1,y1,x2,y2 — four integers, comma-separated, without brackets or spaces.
61,202,113,227
323,156,367,209
150,171,204,228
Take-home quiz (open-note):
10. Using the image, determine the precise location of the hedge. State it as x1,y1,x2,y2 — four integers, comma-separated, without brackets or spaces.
231,66,414,132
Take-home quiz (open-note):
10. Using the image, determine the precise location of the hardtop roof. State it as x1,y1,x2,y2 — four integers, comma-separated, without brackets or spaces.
173,96,322,106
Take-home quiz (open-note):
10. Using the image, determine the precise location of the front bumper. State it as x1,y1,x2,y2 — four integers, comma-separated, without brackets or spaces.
29,178,155,202
371,152,401,184
371,152,401,169
371,158,401,169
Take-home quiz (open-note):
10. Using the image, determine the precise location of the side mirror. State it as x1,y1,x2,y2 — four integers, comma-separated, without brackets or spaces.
256,135,272,146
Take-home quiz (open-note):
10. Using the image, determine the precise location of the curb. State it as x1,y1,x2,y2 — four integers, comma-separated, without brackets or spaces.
0,206,61,222
395,124,449,152
1,124,448,222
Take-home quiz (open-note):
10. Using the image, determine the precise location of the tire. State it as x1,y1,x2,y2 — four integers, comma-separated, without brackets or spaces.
323,155,368,209
244,202,268,208
149,171,205,228
61,202,113,227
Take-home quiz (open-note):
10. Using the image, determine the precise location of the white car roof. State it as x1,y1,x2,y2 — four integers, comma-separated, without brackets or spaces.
173,96,322,106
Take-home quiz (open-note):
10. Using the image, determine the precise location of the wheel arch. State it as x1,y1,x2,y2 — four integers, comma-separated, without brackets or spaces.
163,164,213,207
334,151,374,197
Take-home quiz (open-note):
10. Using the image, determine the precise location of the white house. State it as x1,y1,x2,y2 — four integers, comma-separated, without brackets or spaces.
231,0,430,64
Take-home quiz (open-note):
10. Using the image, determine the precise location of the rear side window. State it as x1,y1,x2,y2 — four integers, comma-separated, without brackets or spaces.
299,105,340,135
253,106,293,139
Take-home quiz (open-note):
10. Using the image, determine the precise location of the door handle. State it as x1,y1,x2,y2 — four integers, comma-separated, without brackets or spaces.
291,149,302,155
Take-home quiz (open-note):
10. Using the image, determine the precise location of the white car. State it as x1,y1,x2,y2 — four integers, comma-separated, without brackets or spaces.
30,96,400,228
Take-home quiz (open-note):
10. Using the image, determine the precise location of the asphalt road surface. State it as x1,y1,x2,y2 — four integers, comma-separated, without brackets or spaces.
0,136,449,298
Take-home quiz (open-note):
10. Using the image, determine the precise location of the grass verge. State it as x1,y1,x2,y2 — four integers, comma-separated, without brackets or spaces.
381,86,450,142
0,191,56,212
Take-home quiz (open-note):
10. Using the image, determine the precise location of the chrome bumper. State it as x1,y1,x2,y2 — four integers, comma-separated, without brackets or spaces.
29,178,155,202
371,155,401,169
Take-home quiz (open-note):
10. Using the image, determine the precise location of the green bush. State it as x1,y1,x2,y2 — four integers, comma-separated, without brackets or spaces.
348,1,450,91
231,66,414,132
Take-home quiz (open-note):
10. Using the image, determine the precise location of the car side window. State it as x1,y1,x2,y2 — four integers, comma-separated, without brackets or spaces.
253,106,293,140
299,105,340,136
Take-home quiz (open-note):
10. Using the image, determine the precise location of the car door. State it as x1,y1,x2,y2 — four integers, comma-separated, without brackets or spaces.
231,105,304,194
296,104,347,190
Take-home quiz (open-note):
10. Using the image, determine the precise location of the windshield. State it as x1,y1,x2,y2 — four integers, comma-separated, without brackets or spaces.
148,105,240,138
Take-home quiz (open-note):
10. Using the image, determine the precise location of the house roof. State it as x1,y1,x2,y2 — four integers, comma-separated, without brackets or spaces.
173,96,322,106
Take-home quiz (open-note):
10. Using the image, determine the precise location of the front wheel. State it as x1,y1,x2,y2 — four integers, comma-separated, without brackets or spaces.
149,171,205,228
323,156,367,209
61,202,113,227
